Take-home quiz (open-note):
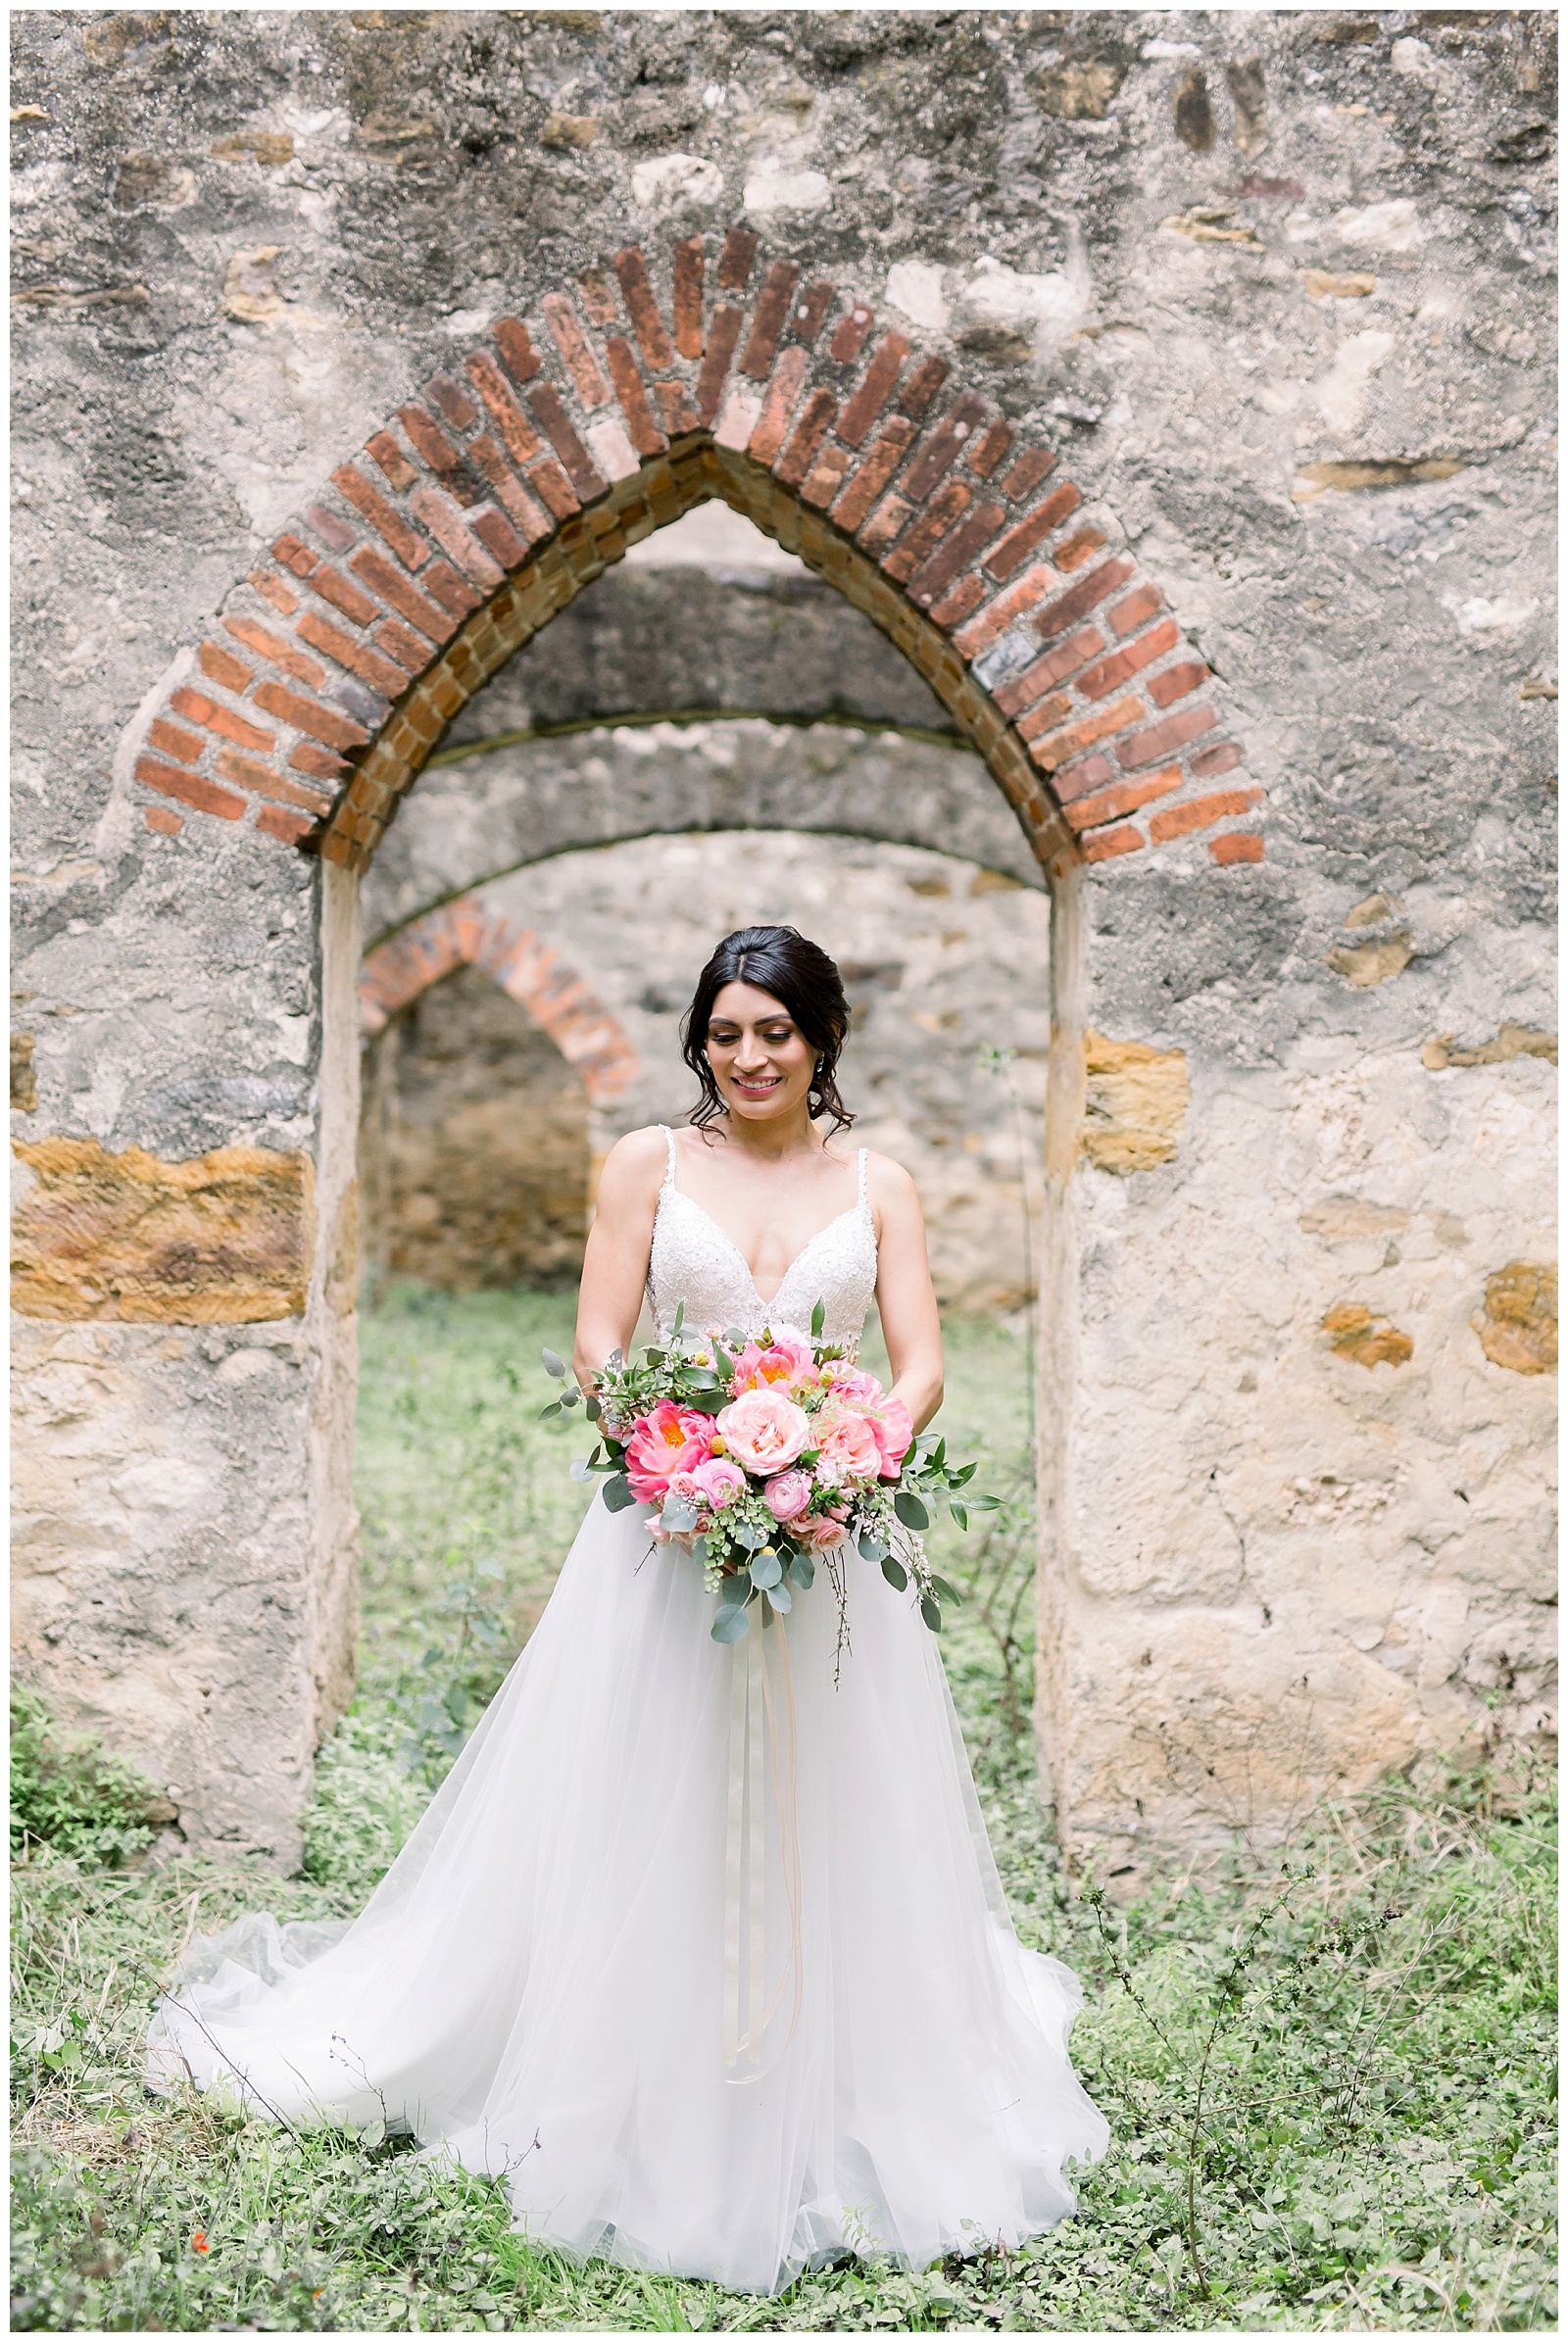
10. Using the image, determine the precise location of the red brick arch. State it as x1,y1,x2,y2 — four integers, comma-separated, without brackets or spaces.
129,227,1262,876
359,896,640,1106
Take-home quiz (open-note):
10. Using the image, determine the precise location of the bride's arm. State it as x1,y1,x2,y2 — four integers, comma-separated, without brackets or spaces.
573,1128,666,1390
868,1155,945,1432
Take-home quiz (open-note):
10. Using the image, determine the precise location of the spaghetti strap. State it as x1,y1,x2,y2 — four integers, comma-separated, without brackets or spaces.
659,1125,678,1190
857,1147,868,1207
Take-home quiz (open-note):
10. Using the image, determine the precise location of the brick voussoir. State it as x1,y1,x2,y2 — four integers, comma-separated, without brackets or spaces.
1115,701,1220,769
1030,556,1137,650
1147,784,1263,843
1028,695,1147,775
252,678,370,751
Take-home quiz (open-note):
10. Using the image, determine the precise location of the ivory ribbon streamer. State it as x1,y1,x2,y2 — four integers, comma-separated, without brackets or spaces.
722,1615,803,2083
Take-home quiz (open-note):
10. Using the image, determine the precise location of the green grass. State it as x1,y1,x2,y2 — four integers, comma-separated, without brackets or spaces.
12,1288,1557,2330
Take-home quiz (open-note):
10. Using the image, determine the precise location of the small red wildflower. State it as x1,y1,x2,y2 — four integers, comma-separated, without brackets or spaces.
191,2230,209,2253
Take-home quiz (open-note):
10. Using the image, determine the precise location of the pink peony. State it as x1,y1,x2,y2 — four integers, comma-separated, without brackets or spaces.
811,1402,884,1487
715,1387,810,1476
827,1361,885,1406
729,1329,815,1395
691,1454,748,1511
869,1396,914,1478
625,1400,715,1503
762,1469,812,1523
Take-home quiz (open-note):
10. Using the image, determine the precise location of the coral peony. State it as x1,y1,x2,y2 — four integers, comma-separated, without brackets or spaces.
812,1402,884,1486
692,1454,747,1510
715,1387,810,1476
626,1400,715,1502
729,1329,814,1394
869,1396,914,1478
762,1468,812,1522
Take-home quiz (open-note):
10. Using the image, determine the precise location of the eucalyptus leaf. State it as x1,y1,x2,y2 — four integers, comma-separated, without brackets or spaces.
750,1551,783,1589
662,1499,700,1535
562,1388,580,1407
538,1399,563,1421
765,1582,793,1613
857,1532,887,1564
601,1475,637,1514
894,1490,930,1530
880,1555,908,1591
710,1604,751,1643
724,1327,748,1350
585,1396,602,1422
920,1596,943,1633
930,1574,963,1606
541,1348,566,1381
787,1551,815,1588
734,1519,767,1551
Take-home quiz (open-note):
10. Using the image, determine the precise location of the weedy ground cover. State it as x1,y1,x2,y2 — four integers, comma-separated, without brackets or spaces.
12,1287,1557,2331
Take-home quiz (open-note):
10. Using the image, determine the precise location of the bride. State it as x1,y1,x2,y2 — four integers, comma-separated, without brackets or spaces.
151,924,1108,2295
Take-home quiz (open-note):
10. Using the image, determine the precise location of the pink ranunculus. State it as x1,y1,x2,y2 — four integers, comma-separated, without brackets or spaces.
715,1387,810,1477
811,1402,884,1488
869,1396,915,1478
692,1454,748,1511
762,1469,812,1523
799,1510,850,1551
625,1400,716,1503
827,1361,885,1406
729,1329,815,1395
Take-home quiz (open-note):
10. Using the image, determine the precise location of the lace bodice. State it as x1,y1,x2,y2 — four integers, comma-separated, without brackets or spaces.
646,1127,878,1347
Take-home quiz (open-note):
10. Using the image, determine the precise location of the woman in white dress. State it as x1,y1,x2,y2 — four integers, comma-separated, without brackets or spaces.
151,925,1108,2296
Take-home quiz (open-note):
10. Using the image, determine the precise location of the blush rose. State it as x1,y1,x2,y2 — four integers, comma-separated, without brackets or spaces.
811,1402,883,1487
714,1387,810,1476
762,1469,812,1523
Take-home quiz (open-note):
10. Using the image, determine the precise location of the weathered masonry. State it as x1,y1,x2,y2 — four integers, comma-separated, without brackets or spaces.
12,10,1555,1875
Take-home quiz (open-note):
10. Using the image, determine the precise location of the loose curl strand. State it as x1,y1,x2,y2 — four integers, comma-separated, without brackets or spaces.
679,925,856,1137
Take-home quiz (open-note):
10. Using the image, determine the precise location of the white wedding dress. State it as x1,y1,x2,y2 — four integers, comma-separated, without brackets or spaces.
150,1134,1108,2295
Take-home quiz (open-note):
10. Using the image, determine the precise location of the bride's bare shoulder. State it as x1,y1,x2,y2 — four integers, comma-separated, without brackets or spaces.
858,1148,923,1220
595,1125,671,1212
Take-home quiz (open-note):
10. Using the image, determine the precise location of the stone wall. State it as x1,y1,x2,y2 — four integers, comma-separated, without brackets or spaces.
11,9,1555,1870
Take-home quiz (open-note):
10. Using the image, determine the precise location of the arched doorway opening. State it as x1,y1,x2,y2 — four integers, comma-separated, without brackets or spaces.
76,225,1266,1858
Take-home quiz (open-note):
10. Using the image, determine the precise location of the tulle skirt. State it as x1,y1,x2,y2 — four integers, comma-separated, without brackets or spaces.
149,1487,1108,2295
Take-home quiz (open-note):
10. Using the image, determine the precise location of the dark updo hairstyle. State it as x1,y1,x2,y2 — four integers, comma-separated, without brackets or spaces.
680,926,855,1135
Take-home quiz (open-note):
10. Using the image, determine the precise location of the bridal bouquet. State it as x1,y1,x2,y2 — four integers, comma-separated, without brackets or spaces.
542,1302,992,1647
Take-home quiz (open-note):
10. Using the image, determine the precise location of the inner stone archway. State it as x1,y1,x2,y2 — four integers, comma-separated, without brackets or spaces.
359,905,640,1295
